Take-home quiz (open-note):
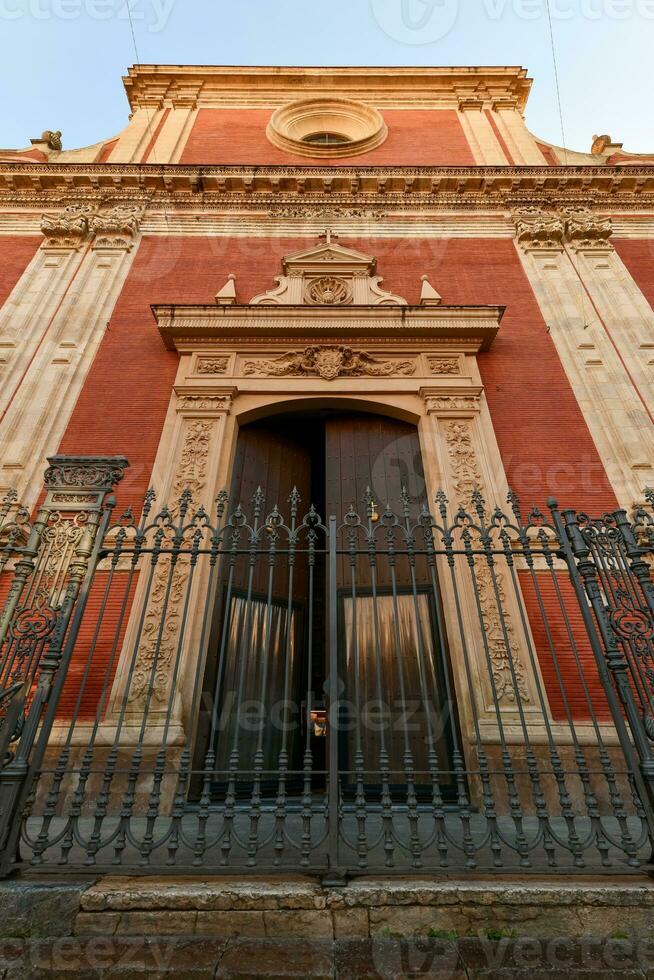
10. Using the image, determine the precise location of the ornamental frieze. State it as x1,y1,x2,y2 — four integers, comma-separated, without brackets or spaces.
242,346,415,381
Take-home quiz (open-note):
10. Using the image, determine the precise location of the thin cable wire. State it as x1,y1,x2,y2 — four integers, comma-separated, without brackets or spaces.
545,0,568,166
124,0,173,235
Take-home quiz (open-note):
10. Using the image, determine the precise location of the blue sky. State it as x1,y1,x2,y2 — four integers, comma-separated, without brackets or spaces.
1,0,652,154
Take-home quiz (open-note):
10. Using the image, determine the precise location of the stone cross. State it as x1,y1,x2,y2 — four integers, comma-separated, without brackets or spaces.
319,229,339,246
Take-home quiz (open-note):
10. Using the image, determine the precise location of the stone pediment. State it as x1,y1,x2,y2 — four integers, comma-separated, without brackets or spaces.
250,234,407,307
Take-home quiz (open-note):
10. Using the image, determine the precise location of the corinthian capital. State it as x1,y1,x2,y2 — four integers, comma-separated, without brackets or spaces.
90,205,142,250
512,207,564,251
563,208,613,251
40,204,94,250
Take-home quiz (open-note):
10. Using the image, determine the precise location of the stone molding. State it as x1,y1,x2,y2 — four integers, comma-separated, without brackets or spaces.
420,386,483,414
4,164,651,211
513,206,613,252
174,386,237,414
40,203,142,251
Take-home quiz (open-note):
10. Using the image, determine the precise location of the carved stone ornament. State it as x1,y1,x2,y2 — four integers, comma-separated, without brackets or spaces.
427,357,460,375
90,205,142,250
130,420,212,705
305,276,352,305
424,395,480,413
243,345,415,381
177,393,234,412
250,235,407,306
512,207,564,251
43,455,129,493
195,356,229,375
40,204,94,249
41,130,62,151
442,421,528,704
563,208,613,251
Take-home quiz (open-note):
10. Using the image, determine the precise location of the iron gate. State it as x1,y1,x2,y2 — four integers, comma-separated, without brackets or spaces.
1,458,654,878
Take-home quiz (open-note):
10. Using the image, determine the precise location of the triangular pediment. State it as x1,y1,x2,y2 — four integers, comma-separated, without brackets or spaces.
282,241,377,275
250,235,406,307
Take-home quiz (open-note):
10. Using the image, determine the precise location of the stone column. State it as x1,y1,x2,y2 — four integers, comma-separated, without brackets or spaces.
512,207,654,506
492,102,547,164
0,206,142,505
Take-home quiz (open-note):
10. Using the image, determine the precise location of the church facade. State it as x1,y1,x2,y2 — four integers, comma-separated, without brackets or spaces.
1,65,654,885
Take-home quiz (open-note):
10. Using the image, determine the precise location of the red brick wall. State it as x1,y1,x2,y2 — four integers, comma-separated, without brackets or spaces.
613,239,654,312
0,236,41,307
57,234,615,515
180,109,475,166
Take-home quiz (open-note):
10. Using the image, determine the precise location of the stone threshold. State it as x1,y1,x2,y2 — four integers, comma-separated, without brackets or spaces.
3,874,654,944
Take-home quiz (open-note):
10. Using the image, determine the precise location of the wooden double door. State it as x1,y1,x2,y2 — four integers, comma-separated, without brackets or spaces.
206,411,455,795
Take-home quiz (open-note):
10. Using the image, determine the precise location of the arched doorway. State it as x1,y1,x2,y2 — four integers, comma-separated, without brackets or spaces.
198,408,458,800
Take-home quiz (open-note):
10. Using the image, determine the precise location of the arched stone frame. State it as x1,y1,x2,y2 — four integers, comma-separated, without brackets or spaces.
104,299,562,757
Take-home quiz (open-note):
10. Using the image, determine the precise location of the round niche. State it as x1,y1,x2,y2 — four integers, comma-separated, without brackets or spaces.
266,98,388,158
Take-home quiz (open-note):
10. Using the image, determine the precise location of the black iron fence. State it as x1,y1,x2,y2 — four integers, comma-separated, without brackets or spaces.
2,467,654,879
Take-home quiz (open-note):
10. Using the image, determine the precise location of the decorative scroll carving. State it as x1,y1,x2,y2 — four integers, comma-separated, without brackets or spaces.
563,208,613,251
243,345,415,381
268,206,385,220
513,207,564,251
427,357,460,375
40,204,93,249
305,276,352,305
195,356,229,375
130,420,213,705
443,421,529,703
90,205,142,250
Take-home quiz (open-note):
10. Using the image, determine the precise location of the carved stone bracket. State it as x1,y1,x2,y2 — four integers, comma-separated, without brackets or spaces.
243,346,415,381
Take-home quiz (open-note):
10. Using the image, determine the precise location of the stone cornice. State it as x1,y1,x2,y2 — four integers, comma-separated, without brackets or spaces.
122,64,533,112
1,164,653,211
153,303,503,353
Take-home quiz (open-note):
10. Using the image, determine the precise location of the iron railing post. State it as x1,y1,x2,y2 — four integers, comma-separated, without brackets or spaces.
323,515,345,885
552,501,654,836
